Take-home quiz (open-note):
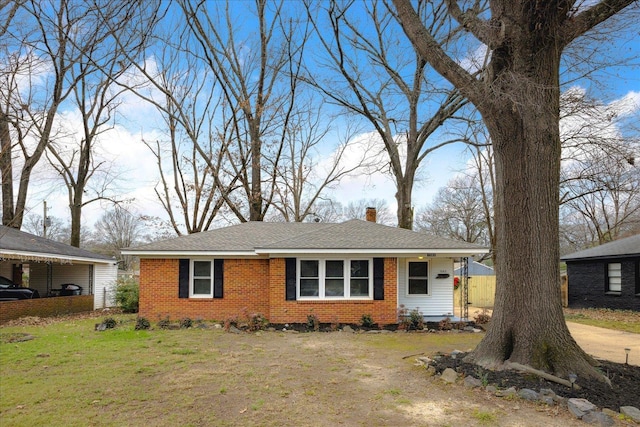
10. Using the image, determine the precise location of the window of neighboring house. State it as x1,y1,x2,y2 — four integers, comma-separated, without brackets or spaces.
606,262,622,295
408,261,429,295
298,259,371,299
191,260,213,297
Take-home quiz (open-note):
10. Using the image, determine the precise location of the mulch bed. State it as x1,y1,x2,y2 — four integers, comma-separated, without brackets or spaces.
431,353,640,410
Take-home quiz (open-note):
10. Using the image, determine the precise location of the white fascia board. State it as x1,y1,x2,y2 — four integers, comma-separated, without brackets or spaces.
0,250,116,265
122,250,261,258
255,248,488,257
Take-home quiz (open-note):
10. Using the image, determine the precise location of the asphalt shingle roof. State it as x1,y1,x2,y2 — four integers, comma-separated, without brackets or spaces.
0,225,114,262
124,219,487,255
561,234,640,261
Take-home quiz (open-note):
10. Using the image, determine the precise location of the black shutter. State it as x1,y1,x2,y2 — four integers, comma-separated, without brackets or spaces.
373,258,384,300
285,258,297,301
178,259,190,298
213,259,224,298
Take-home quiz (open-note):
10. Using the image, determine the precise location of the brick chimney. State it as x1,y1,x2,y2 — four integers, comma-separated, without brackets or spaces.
365,207,377,223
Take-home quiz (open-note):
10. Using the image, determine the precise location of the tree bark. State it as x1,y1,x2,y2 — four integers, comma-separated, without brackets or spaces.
0,111,15,227
393,0,635,378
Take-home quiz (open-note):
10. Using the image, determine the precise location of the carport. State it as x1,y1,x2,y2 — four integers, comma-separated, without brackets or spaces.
0,225,118,321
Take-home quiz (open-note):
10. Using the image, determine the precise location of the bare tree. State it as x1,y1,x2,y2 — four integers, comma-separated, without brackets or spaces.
305,0,469,229
269,103,374,222
176,0,313,222
341,198,395,225
94,205,143,271
394,0,637,378
1,0,83,229
415,174,491,252
44,1,158,247
22,213,67,242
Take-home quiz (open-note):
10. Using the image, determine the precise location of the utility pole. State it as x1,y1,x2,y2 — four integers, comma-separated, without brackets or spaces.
43,201,50,238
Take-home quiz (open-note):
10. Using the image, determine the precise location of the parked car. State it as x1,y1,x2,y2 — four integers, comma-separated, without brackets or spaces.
0,276,40,300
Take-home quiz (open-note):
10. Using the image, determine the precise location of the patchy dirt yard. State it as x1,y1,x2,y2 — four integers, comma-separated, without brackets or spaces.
2,310,639,426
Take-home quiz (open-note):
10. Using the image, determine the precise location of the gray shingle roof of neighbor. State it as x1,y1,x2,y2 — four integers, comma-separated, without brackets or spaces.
561,234,640,261
124,219,487,255
0,225,114,262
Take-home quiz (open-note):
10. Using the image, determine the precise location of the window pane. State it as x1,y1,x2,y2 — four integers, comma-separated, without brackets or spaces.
351,260,368,278
194,261,211,277
193,278,211,294
409,279,428,295
326,260,344,278
608,263,621,277
325,279,344,296
609,277,622,292
350,278,369,296
300,260,319,277
409,262,427,277
300,279,319,296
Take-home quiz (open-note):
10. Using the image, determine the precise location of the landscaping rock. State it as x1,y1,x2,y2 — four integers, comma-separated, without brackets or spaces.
228,326,242,334
582,411,615,426
485,385,497,394
464,376,483,388
495,387,517,398
440,368,458,384
621,406,640,423
568,398,597,419
518,388,539,401
425,365,437,376
342,325,355,333
601,408,618,419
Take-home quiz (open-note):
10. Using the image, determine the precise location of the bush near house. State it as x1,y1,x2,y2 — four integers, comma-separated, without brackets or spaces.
114,278,139,313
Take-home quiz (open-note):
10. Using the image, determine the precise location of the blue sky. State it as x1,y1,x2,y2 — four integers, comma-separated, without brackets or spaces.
20,1,640,232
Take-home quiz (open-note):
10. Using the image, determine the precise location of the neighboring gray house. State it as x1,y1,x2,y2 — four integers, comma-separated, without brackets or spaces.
454,260,495,277
561,234,640,311
0,225,118,309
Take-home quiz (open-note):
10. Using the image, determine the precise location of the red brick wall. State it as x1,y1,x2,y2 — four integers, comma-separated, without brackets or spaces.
0,295,94,324
140,257,399,325
139,258,270,321
268,258,398,325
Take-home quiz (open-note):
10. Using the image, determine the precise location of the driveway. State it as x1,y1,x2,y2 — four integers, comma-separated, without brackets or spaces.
468,307,640,366
567,322,640,366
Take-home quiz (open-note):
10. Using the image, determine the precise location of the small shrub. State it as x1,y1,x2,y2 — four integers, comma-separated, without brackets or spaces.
330,315,340,332
157,317,171,330
474,309,491,325
179,318,193,329
246,313,268,331
306,313,319,332
135,317,151,330
114,278,139,313
224,315,239,331
397,305,411,330
103,317,117,329
360,314,375,328
408,308,424,330
438,317,453,331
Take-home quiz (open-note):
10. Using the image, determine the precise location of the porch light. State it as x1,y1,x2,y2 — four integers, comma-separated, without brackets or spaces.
625,348,631,365
568,373,577,391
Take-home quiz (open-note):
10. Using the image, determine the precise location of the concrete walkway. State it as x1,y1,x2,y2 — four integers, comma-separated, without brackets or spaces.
466,307,640,366
567,322,640,366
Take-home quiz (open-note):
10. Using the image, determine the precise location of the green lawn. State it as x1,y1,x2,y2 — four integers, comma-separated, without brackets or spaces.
564,308,640,334
0,315,484,427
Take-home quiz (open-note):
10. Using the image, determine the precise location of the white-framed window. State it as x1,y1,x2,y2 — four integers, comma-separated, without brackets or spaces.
607,262,622,294
298,258,372,299
407,260,429,296
191,260,213,297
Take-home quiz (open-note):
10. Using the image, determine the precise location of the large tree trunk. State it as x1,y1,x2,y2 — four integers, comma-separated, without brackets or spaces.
468,15,596,378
